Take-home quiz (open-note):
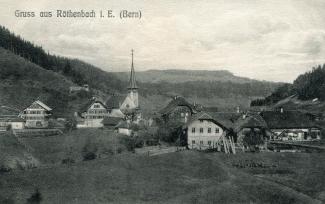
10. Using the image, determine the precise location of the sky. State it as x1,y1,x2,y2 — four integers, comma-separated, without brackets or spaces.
1,0,325,82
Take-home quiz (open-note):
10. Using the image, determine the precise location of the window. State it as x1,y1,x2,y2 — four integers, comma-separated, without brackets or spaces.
199,120,203,123
208,141,211,146
192,140,195,144
192,127,195,133
200,128,203,133
200,141,203,145
94,104,100,108
208,128,211,133
215,128,219,133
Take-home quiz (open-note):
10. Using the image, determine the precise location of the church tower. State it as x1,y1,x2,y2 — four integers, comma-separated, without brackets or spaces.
127,49,139,109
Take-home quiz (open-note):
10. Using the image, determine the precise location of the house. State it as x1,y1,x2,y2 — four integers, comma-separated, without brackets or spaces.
21,100,52,128
76,99,109,128
260,110,321,141
115,120,132,136
69,84,89,93
159,96,196,124
234,113,269,150
0,117,25,131
183,111,237,151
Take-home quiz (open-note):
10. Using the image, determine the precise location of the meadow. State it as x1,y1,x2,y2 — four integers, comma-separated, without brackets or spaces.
0,145,324,203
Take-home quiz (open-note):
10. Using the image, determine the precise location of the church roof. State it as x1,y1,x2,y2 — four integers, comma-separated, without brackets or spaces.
127,50,138,89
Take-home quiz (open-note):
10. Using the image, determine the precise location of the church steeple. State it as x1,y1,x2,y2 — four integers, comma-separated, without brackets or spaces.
128,49,138,90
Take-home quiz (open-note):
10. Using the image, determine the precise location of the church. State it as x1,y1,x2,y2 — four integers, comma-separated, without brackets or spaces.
103,50,141,129
77,50,141,129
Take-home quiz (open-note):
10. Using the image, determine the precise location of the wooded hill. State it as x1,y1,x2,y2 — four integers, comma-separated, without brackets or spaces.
251,64,325,106
0,25,281,116
0,26,125,94
114,69,261,84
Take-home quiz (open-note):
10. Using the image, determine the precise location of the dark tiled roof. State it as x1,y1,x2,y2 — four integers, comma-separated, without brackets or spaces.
234,113,267,133
183,111,239,130
79,99,106,113
260,111,318,129
102,117,123,126
159,97,195,115
201,106,219,112
105,95,126,110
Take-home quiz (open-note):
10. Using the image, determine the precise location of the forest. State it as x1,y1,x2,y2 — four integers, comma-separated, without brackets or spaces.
251,64,325,106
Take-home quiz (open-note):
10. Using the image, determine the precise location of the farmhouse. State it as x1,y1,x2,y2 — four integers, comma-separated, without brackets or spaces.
0,117,25,131
183,111,237,150
160,96,196,124
260,110,321,141
21,100,52,128
76,99,109,128
234,113,269,149
69,84,89,93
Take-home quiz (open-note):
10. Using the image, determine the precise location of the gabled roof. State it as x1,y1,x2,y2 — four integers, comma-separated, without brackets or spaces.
79,99,106,113
105,95,126,110
24,100,52,111
260,110,318,129
159,96,195,115
183,111,239,130
234,113,267,133
35,100,52,111
102,117,124,126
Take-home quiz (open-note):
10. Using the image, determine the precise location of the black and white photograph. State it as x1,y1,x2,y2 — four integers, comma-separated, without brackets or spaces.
0,0,325,203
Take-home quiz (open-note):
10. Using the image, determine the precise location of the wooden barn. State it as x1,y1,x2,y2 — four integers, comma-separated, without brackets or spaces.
260,110,321,141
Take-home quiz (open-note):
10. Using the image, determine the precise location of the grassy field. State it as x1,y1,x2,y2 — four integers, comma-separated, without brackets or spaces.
19,129,128,165
0,150,324,204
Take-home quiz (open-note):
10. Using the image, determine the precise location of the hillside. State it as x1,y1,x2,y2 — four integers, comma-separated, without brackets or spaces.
114,69,264,84
0,151,324,203
0,47,93,117
0,25,125,95
251,64,325,107
272,95,325,114
0,24,281,115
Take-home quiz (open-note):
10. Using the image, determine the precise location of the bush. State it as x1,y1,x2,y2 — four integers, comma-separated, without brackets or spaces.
26,188,42,204
81,139,98,161
119,136,136,152
61,158,75,164
82,152,96,161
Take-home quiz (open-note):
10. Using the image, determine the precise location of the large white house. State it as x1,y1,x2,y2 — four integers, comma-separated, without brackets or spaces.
77,99,109,128
21,100,52,128
183,112,236,150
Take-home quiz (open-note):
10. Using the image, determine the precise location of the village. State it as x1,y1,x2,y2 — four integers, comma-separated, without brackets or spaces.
0,50,322,156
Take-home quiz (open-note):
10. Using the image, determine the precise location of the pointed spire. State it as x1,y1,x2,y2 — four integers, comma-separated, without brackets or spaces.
128,49,138,89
